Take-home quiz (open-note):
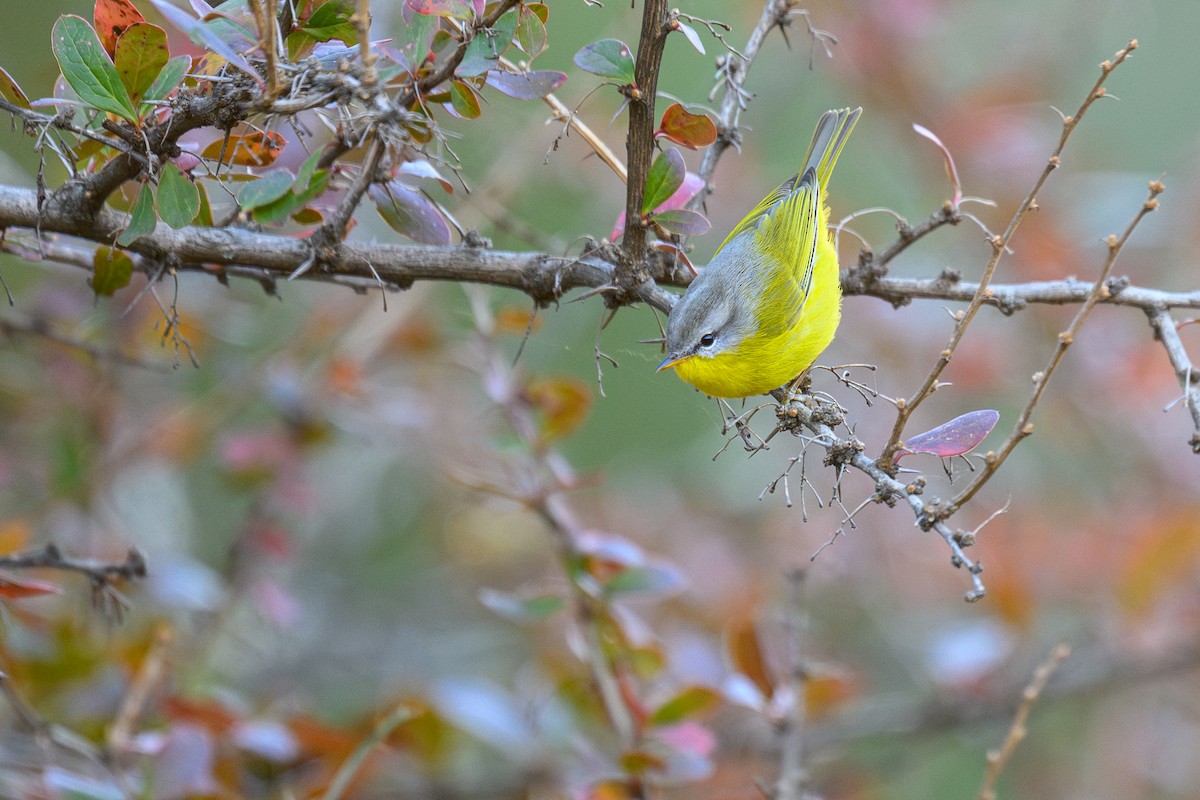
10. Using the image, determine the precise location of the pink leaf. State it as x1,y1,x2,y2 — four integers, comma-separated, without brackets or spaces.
897,409,1000,461
611,171,704,241
913,122,962,207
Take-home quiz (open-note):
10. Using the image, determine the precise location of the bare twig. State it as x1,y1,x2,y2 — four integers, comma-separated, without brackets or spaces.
321,702,417,800
773,569,811,800
0,544,147,619
688,0,807,212
1147,307,1200,453
617,0,671,297
942,179,1163,518
977,644,1071,800
878,39,1139,470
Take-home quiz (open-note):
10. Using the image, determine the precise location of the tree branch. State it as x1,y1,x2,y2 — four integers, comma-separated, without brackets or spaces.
877,39,1139,470
617,0,671,297
1147,307,1200,453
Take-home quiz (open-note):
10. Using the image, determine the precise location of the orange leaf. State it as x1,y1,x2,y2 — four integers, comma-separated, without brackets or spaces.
494,305,542,335
94,0,146,57
200,131,287,167
162,694,241,733
0,519,32,553
726,615,775,698
586,780,634,800
524,376,591,442
1118,511,1200,615
0,573,62,599
655,102,717,150
805,671,857,720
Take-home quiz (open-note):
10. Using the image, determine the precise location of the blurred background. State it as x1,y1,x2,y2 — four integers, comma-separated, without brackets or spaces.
1,0,1199,797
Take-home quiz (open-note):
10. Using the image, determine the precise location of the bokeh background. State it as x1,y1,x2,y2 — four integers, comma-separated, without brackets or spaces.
1,0,1199,797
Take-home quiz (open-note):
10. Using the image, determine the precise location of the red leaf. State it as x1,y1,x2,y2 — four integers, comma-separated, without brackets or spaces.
897,409,1000,461
655,103,717,150
95,0,146,57
200,132,287,167
726,615,775,698
0,573,63,599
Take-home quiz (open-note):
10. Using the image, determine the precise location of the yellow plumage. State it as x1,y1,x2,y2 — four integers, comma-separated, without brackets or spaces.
658,108,861,398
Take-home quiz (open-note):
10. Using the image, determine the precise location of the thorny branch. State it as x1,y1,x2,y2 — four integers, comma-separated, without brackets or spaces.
464,290,649,799
941,180,1164,518
688,0,829,213
0,544,147,618
977,644,1071,800
616,0,671,299
877,39,1140,470
1147,307,1200,453
770,394,987,601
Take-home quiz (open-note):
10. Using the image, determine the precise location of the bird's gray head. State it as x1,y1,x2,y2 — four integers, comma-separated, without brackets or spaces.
657,236,760,371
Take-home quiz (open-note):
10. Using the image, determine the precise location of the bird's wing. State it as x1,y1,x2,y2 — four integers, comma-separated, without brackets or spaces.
750,167,821,336
712,173,798,255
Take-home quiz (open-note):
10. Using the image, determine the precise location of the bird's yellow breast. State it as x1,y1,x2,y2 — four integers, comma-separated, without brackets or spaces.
672,241,842,398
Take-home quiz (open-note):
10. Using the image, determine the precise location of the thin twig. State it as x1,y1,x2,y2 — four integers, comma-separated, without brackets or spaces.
878,39,1139,470
320,702,417,800
942,179,1163,517
1147,307,1200,453
977,644,1071,800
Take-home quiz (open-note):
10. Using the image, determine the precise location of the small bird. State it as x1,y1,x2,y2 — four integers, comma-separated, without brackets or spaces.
657,107,861,398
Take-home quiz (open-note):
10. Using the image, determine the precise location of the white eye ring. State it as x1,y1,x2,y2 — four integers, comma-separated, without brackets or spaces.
699,333,716,347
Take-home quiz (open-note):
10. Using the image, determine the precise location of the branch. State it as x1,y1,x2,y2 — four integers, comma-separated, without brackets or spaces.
877,39,1139,470
0,543,146,583
0,184,677,312
1147,307,1200,453
843,271,1200,313
771,393,987,602
978,644,1071,800
617,0,671,296
688,0,799,212
942,179,1164,518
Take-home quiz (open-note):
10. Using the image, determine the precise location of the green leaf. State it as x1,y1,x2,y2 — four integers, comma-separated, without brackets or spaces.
92,245,134,296
456,9,517,77
604,562,685,598
448,80,481,119
52,15,137,121
156,163,200,228
301,1,358,42
573,39,635,84
369,182,451,245
288,1,358,58
515,5,546,60
0,66,31,109
294,151,324,193
117,182,157,245
642,148,685,214
238,169,294,210
652,208,711,236
478,588,566,622
648,686,721,727
113,22,169,106
398,11,437,71
142,54,189,106
194,181,213,227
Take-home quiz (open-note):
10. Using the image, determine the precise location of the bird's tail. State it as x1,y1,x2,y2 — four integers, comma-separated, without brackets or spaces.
714,107,861,254
801,106,862,191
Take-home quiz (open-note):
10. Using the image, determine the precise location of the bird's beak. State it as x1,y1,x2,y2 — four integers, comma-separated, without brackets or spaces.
656,354,687,372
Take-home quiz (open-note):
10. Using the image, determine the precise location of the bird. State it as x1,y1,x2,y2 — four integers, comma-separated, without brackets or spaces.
656,107,861,399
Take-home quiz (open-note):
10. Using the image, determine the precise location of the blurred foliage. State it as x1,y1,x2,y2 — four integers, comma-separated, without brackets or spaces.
1,0,1199,798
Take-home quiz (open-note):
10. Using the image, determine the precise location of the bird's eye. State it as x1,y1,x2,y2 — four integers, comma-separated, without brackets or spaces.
699,333,716,347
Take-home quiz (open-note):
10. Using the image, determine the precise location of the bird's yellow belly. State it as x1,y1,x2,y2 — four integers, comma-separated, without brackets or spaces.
674,325,836,399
